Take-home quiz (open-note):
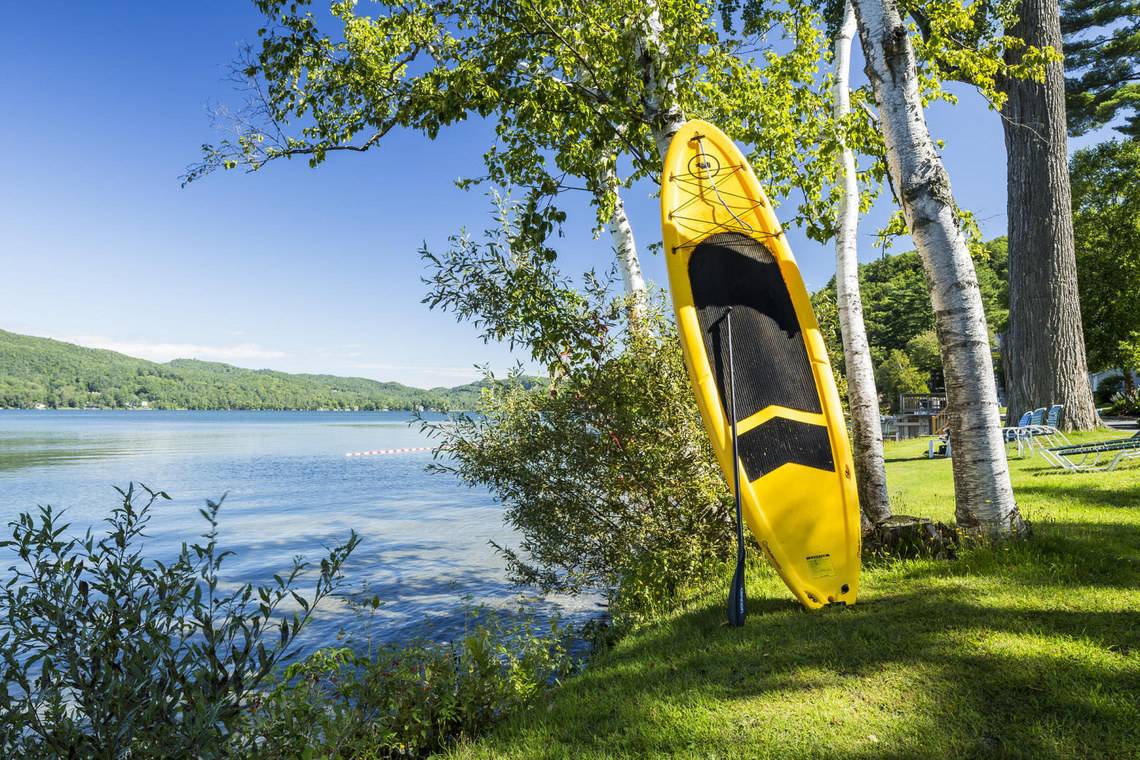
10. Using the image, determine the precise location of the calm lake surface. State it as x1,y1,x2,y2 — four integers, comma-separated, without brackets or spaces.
0,410,594,654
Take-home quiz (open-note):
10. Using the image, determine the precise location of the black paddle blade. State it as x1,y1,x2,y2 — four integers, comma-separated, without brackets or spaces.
727,554,747,627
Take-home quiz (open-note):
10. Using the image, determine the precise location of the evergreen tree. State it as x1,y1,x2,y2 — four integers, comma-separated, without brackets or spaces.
1063,0,1140,138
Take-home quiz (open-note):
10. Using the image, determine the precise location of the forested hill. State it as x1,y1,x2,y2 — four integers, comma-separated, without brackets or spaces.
0,330,524,411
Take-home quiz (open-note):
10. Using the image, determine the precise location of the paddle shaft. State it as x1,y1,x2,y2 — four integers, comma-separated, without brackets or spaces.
726,307,747,627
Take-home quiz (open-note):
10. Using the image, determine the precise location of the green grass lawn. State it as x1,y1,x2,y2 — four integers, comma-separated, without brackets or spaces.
447,432,1140,760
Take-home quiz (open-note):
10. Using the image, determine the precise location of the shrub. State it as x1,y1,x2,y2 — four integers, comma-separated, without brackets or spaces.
1095,374,1124,406
241,599,575,759
420,198,735,614
0,483,358,759
1108,392,1140,416
424,304,734,609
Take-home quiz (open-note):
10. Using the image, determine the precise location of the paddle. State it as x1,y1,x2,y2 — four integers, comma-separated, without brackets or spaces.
725,307,747,627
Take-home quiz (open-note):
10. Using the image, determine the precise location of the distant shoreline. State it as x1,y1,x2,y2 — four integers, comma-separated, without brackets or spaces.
2,327,534,413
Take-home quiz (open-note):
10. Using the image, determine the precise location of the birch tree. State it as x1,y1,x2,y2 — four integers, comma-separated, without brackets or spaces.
888,0,1097,429
189,1,836,300
831,1,891,529
848,0,1025,536
189,0,918,529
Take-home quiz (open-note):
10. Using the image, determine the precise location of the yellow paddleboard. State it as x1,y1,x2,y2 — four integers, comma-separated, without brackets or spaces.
660,120,860,609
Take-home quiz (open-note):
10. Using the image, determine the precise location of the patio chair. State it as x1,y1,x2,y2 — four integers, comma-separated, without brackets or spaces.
1001,411,1034,457
1023,406,1071,450
1037,404,1071,447
1046,404,1062,429
1039,431,1140,473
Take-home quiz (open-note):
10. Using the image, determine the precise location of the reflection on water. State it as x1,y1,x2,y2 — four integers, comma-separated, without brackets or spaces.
0,410,596,654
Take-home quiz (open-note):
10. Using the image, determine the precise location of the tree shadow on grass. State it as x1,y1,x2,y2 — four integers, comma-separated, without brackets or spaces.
475,518,1140,760
488,586,1139,760
883,452,943,464
873,518,1140,593
1015,478,1140,511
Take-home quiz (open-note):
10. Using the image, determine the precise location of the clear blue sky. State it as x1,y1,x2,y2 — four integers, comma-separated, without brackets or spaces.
0,1,1062,388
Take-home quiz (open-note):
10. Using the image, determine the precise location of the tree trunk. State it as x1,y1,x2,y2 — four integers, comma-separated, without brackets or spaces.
630,2,686,158
999,0,1100,431
834,2,892,532
600,168,648,317
850,0,1025,537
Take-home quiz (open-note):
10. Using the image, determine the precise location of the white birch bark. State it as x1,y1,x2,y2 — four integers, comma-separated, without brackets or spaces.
849,0,1024,536
833,2,892,531
599,166,648,315
630,3,687,159
568,49,647,312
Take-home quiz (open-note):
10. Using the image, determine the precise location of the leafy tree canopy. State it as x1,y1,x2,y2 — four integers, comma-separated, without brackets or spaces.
813,237,1008,372
875,348,930,412
187,0,892,246
1070,139,1140,384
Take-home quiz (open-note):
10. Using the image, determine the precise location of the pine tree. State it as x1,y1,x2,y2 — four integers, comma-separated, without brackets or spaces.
1062,0,1140,138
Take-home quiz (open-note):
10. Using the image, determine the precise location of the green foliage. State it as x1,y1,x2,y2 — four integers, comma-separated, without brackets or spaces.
1105,380,1140,415
875,349,930,412
426,304,734,607
1094,373,1126,406
420,198,733,608
807,289,849,412
0,329,495,410
1070,140,1140,388
1063,0,1140,138
813,238,1008,373
421,192,607,376
905,329,944,390
906,0,1061,108
1094,372,1139,414
0,484,358,759
189,0,881,250
241,601,574,760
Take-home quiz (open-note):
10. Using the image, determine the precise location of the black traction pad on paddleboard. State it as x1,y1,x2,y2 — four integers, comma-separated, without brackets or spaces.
737,417,835,478
689,231,824,420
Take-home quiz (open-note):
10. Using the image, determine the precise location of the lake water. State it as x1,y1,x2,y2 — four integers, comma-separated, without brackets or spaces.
0,410,595,655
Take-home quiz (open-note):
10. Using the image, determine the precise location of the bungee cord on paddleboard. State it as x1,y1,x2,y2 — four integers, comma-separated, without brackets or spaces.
694,133,754,235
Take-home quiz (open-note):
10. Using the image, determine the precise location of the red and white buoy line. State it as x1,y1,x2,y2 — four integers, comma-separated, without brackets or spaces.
345,446,449,457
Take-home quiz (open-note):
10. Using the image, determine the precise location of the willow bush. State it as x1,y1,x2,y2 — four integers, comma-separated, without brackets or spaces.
429,318,734,615
0,484,358,759
421,201,736,617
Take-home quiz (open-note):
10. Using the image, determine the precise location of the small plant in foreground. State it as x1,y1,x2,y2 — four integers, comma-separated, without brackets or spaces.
0,483,359,759
242,600,575,760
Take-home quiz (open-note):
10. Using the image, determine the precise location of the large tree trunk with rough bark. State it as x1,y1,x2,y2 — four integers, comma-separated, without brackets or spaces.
834,2,892,532
850,0,1025,537
999,0,1099,431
